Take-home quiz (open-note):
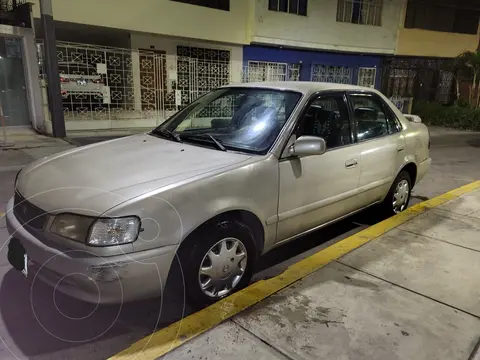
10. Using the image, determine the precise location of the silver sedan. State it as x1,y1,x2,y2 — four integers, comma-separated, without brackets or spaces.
6,82,431,305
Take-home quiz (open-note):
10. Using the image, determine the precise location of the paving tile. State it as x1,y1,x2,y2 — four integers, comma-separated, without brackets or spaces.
436,189,480,219
234,262,480,360
159,320,288,360
398,209,480,250
340,228,480,316
0,150,33,167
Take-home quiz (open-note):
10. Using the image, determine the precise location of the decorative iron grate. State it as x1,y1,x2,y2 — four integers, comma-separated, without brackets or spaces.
311,64,353,84
244,61,300,83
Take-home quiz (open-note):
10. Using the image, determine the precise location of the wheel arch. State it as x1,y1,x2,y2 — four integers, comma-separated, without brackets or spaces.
399,162,418,187
178,209,265,256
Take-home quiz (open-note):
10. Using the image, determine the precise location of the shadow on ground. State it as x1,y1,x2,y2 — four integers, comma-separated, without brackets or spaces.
0,267,189,358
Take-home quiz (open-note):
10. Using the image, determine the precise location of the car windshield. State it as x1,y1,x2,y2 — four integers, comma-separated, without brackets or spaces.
154,87,302,154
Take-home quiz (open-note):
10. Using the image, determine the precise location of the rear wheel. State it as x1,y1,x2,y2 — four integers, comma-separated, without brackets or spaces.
382,171,412,216
175,219,257,306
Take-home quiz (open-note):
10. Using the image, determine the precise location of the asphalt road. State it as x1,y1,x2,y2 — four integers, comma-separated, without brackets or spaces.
0,129,478,360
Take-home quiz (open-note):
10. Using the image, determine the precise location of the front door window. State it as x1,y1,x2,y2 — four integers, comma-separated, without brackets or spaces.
297,94,352,149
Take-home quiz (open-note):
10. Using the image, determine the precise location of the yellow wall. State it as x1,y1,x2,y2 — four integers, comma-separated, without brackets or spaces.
397,28,479,58
31,0,251,45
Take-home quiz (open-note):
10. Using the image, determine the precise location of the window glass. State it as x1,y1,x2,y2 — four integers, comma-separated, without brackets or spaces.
297,95,351,149
298,0,307,15
171,0,230,11
350,94,389,141
157,88,302,154
268,0,278,11
269,0,307,16
337,0,383,26
289,0,297,14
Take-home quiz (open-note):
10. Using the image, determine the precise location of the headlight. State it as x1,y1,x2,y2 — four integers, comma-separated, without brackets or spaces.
88,217,140,246
50,214,140,246
50,214,95,242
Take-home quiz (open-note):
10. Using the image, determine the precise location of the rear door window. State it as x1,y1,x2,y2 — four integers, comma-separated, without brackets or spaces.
348,93,391,142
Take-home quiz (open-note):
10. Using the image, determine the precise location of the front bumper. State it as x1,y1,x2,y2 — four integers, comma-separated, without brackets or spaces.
5,197,177,304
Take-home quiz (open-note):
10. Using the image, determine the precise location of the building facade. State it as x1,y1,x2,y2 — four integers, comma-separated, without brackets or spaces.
10,0,480,133
241,0,405,89
383,0,480,110
31,0,250,132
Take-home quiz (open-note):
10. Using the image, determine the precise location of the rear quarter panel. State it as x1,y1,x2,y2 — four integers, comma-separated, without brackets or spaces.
377,91,430,189
377,92,430,168
405,122,430,164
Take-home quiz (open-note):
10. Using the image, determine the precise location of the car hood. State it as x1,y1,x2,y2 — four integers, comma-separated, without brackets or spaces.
17,134,252,215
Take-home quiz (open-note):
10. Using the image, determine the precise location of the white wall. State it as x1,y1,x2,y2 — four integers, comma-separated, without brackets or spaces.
31,0,251,45
252,0,403,54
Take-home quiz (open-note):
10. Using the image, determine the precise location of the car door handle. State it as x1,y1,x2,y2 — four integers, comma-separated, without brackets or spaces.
397,144,405,152
345,159,358,169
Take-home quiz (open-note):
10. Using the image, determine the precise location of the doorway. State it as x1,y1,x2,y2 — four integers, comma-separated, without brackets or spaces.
0,35,30,126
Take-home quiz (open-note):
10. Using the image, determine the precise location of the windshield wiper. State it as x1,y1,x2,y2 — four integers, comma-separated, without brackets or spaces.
205,134,226,151
181,133,226,151
151,128,182,143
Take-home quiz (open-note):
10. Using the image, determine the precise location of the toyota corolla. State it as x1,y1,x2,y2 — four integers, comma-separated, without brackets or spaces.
6,82,431,305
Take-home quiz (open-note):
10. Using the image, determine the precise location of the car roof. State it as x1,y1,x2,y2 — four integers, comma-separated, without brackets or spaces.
222,81,379,96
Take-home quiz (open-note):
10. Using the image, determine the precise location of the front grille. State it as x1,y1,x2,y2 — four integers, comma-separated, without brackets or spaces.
13,192,48,230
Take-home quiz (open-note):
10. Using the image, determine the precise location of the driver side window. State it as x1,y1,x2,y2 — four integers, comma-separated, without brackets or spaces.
296,94,351,150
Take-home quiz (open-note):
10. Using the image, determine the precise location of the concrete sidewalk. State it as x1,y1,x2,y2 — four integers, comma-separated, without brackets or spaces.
0,127,133,172
0,128,75,172
0,129,75,227
132,184,480,360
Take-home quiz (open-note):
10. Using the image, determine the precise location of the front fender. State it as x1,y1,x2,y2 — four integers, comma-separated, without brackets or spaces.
105,155,280,254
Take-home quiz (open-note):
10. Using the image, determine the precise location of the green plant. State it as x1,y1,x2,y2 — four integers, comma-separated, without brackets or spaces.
453,50,480,108
413,101,480,131
454,98,471,108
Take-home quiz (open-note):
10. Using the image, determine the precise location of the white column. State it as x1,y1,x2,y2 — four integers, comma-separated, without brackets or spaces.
131,50,142,112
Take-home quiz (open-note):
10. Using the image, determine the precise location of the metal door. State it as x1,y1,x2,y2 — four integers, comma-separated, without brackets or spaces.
0,36,30,126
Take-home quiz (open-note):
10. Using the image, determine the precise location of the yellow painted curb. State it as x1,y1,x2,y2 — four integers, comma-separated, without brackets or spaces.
110,180,480,360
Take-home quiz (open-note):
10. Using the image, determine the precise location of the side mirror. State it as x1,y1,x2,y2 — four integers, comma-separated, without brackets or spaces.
403,114,422,123
289,136,326,157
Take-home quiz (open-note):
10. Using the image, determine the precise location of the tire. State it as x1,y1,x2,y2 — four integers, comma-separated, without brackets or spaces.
381,170,412,217
174,218,257,307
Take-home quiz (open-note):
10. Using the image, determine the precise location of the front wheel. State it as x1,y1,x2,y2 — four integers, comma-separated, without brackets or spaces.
176,219,257,306
382,171,412,216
